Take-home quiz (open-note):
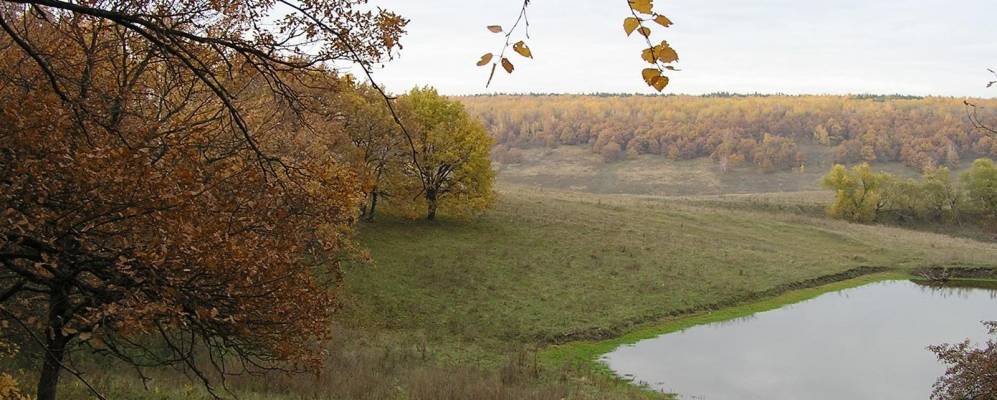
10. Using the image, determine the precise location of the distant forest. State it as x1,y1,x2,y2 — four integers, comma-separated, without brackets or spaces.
460,95,997,172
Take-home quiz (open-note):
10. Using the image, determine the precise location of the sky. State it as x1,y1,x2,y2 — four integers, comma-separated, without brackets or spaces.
355,0,997,97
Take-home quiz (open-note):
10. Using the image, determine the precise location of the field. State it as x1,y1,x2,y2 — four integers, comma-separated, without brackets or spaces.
494,144,969,196
49,166,997,399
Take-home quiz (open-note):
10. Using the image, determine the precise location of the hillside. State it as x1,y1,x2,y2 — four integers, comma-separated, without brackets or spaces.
60,184,997,399
461,95,997,174
492,144,960,196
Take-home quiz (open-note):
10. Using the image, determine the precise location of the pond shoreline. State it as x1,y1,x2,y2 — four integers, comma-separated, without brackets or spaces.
540,265,997,392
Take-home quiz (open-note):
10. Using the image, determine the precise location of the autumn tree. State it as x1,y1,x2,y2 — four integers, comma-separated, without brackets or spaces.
398,87,495,220
0,2,405,400
962,158,997,217
461,95,997,173
920,166,961,222
821,163,889,222
928,321,997,400
338,80,408,221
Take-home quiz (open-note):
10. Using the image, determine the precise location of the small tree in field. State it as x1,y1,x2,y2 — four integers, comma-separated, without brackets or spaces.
398,87,494,220
821,163,889,222
962,158,997,217
928,321,997,400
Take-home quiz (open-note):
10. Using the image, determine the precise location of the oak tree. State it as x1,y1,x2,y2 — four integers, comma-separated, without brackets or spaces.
397,87,495,220
0,2,405,399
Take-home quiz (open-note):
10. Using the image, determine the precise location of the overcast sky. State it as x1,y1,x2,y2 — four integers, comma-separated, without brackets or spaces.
356,0,997,97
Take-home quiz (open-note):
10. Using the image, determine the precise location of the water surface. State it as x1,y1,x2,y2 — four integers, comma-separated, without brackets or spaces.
602,280,997,400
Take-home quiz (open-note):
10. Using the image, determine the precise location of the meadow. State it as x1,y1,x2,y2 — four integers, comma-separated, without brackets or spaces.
47,167,997,399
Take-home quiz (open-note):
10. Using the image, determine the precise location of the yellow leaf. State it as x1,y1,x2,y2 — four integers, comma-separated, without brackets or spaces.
641,47,656,64
655,41,679,63
637,27,651,37
476,53,493,66
653,14,673,27
623,17,640,36
649,75,669,91
629,0,653,14
501,57,514,73
641,68,661,84
512,41,533,59
487,25,503,33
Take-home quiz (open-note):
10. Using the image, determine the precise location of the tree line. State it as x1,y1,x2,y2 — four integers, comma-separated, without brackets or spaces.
820,159,997,224
462,95,997,172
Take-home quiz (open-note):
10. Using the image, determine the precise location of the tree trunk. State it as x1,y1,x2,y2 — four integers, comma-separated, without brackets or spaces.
365,191,379,222
426,191,438,221
37,289,70,400
37,338,67,400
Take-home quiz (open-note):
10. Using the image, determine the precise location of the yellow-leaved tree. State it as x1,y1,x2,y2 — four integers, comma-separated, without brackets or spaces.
821,163,890,222
395,87,495,220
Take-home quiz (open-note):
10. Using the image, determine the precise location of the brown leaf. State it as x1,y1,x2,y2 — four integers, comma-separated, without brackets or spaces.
476,53,494,66
649,75,669,91
512,41,533,59
641,47,656,64
641,68,661,84
637,27,651,37
653,14,673,27
629,0,653,14
655,41,679,63
487,25,503,33
623,17,640,36
501,57,514,74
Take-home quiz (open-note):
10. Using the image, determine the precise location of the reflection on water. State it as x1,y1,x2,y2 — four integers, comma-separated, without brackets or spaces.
601,280,997,400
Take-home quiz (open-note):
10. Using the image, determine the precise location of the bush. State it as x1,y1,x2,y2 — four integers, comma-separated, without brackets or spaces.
962,158,997,216
821,163,888,222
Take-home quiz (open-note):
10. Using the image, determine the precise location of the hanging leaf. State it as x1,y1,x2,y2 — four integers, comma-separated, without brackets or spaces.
629,0,653,14
655,41,679,63
623,17,640,36
637,27,651,37
641,47,657,64
641,68,661,84
512,41,533,59
653,14,673,27
649,75,669,91
501,57,514,73
476,53,494,66
487,25,503,33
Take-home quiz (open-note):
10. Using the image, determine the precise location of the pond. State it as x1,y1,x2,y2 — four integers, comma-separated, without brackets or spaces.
601,279,997,400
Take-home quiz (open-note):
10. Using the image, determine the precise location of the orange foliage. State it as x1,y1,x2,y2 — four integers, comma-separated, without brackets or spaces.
0,3,402,398
461,95,997,172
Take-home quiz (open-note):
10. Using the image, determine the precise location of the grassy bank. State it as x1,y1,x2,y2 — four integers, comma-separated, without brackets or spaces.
540,271,911,374
41,185,997,399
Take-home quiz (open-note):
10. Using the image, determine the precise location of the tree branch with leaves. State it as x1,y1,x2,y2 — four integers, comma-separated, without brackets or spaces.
478,0,678,92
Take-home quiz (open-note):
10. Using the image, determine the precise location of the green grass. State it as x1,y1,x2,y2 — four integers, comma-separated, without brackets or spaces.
343,186,997,353
32,184,997,399
540,272,911,373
